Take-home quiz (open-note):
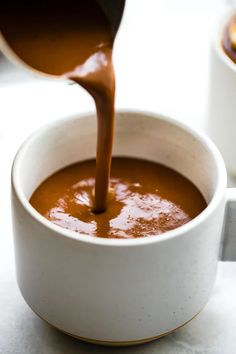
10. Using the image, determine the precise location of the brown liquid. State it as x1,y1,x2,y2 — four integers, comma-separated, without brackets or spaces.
1,2,207,238
0,1,115,213
30,158,206,239
222,15,236,64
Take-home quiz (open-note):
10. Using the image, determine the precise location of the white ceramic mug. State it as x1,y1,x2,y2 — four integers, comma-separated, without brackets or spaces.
207,9,236,175
11,111,236,346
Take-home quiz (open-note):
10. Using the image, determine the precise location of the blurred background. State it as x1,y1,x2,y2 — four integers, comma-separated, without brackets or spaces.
0,0,230,132
1,1,236,353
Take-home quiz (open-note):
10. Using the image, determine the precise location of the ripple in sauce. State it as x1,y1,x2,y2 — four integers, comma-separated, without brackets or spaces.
1,2,207,238
30,158,207,239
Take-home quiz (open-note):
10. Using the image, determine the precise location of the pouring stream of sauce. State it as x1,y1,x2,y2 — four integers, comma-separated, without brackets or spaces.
0,0,115,213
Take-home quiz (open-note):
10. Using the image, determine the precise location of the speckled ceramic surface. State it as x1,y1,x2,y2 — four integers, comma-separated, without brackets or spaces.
11,111,236,344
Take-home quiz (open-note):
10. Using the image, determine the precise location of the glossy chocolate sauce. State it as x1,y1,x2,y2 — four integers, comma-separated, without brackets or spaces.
0,1,115,213
1,1,207,238
222,15,236,64
30,158,206,239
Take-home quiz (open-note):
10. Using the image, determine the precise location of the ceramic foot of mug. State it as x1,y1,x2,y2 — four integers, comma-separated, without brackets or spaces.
12,111,234,345
37,309,202,347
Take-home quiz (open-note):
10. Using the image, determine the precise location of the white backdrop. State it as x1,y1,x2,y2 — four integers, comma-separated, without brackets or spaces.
1,1,236,353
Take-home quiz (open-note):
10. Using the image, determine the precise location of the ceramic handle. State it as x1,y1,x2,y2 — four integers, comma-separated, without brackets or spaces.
221,188,236,261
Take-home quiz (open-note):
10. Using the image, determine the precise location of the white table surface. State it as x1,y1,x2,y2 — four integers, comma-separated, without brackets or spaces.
1,1,236,353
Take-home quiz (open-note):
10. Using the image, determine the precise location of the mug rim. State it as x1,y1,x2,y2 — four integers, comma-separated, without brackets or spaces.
213,8,236,73
11,109,227,247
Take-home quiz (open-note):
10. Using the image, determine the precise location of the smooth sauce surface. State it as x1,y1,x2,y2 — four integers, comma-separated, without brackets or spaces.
0,1,115,213
30,158,207,239
1,3,207,238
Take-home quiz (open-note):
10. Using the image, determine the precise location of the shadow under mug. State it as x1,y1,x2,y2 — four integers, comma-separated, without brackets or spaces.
11,111,236,346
